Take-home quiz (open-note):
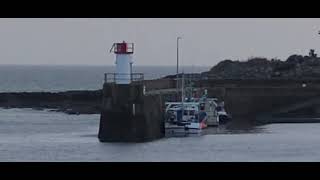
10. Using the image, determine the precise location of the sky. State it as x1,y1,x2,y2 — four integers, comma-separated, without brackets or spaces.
0,18,320,66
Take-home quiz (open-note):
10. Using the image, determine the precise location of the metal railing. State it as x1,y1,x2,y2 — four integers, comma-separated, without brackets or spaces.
104,73,144,83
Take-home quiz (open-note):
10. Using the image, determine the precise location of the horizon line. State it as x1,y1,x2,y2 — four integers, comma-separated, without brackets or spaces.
0,64,211,67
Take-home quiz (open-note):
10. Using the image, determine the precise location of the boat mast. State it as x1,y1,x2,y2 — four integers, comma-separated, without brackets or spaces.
181,70,185,120
182,71,184,102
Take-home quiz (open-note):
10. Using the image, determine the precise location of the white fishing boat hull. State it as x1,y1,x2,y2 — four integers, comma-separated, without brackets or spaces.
164,121,208,137
165,124,203,137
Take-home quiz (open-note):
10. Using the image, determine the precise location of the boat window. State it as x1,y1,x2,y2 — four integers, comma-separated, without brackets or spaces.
200,103,205,110
189,110,195,115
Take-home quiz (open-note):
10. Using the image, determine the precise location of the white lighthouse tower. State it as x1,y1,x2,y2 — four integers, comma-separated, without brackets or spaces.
110,41,134,84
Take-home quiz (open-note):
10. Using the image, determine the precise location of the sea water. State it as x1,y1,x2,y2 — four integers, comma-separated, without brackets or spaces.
0,65,209,92
0,108,320,162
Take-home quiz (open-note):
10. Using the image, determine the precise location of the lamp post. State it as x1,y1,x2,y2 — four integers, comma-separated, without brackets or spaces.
176,37,182,96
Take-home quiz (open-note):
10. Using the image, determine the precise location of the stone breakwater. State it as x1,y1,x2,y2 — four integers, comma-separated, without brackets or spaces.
0,79,177,115
2,78,320,125
0,90,102,114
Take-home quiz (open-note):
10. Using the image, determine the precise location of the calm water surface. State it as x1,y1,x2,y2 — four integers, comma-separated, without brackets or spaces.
1,108,319,162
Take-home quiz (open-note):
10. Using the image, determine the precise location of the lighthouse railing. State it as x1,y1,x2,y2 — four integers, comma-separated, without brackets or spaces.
104,73,144,84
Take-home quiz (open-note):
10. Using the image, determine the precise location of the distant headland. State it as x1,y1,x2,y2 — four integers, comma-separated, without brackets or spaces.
165,49,320,80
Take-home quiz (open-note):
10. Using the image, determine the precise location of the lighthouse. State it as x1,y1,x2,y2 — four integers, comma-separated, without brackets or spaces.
99,41,164,142
110,41,134,84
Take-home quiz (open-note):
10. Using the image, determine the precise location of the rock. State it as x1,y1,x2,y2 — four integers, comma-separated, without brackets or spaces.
203,50,320,80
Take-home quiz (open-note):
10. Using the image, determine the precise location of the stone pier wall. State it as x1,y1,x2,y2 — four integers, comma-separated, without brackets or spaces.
98,83,164,142
200,79,320,121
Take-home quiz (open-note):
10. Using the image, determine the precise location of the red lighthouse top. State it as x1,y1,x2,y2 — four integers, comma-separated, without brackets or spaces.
110,41,134,54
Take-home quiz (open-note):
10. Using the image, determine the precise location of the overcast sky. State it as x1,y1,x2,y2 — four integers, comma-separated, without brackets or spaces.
0,18,320,66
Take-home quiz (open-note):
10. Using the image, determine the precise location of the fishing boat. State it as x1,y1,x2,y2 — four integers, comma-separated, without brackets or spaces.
164,95,231,136
164,72,231,136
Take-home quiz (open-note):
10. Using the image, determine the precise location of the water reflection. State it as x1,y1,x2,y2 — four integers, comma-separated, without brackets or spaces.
202,118,266,135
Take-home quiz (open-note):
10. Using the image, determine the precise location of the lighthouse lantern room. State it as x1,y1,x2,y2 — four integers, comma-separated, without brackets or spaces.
110,41,134,84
